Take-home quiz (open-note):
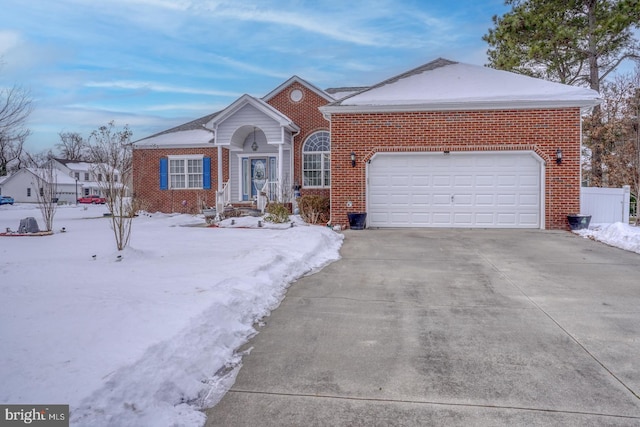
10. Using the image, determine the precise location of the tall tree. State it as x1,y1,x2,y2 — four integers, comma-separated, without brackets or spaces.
484,0,640,184
56,132,88,161
484,0,640,91
597,70,640,222
0,84,32,175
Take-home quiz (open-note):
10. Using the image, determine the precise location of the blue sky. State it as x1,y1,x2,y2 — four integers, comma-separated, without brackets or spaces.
0,0,513,152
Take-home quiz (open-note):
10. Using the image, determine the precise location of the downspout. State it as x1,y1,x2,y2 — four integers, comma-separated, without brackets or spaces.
322,110,333,226
291,128,300,203
216,124,222,192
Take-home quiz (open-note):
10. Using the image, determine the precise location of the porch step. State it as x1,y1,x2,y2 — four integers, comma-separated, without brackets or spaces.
225,204,262,218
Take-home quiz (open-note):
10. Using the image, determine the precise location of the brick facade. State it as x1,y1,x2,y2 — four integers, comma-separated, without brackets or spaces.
132,77,584,230
133,147,229,214
265,82,331,192
328,109,582,230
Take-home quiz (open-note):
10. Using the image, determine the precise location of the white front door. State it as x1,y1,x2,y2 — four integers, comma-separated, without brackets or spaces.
368,152,542,228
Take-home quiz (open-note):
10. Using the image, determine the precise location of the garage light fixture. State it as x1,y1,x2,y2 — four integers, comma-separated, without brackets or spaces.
556,148,562,165
350,152,356,167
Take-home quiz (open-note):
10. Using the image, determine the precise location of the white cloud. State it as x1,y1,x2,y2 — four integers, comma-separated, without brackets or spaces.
84,80,241,97
144,102,227,112
0,30,21,56
196,2,406,47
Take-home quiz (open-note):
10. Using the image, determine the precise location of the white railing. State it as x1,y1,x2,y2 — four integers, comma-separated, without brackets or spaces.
215,180,231,220
257,180,280,213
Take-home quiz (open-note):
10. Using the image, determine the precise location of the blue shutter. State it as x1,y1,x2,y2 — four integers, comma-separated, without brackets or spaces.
203,157,211,189
159,158,168,190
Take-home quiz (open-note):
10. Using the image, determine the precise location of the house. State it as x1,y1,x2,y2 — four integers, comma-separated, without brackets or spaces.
0,168,78,204
133,58,600,229
51,158,123,198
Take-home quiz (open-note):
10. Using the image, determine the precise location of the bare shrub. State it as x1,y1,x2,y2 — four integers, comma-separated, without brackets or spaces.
297,195,329,224
264,202,290,223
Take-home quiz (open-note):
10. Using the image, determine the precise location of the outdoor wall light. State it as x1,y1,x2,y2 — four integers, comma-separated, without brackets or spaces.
556,148,563,165
350,151,356,167
251,127,258,151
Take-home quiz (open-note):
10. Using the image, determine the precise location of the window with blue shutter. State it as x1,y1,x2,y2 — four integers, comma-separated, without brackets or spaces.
203,157,211,189
159,158,168,190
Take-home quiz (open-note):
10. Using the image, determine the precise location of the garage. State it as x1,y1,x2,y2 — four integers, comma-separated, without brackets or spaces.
367,151,542,228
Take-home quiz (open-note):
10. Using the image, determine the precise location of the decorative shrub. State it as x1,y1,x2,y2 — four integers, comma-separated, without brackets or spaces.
264,202,290,223
297,195,330,224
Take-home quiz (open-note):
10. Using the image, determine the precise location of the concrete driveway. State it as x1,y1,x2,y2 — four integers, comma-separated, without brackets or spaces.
206,229,640,426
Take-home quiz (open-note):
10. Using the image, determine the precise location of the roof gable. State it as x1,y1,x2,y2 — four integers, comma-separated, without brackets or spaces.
262,76,334,103
323,58,601,113
208,94,300,132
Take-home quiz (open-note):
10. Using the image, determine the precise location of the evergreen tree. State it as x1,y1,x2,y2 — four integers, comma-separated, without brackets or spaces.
484,0,640,184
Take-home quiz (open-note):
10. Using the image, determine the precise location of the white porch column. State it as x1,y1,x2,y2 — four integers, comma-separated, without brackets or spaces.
217,145,223,191
278,141,284,200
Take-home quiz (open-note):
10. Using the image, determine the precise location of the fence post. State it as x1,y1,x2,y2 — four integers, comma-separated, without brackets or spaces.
623,185,631,224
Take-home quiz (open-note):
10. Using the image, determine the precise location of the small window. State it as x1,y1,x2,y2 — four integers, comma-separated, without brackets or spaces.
40,187,44,197
74,172,80,180
98,173,102,182
27,188,31,197
84,173,89,181
302,131,330,188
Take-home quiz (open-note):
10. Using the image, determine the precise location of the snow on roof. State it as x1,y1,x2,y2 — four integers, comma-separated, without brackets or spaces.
134,129,215,148
327,58,601,112
324,86,369,100
63,162,93,172
27,168,78,185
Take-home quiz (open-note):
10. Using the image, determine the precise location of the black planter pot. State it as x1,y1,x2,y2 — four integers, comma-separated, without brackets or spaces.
347,212,367,230
567,214,591,230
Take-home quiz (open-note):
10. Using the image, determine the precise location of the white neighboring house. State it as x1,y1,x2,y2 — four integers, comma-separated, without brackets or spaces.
0,168,78,204
51,158,122,199
51,158,128,201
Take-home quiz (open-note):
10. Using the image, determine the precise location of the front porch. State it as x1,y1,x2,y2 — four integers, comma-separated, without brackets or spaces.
204,94,300,218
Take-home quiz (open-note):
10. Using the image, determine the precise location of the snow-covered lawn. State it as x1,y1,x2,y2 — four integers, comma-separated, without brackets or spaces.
0,204,343,426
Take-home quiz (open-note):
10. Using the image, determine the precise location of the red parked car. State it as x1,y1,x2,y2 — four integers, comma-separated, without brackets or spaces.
78,195,106,204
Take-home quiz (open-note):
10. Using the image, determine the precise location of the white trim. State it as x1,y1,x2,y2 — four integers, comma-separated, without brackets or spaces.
366,150,545,229
167,154,204,160
235,152,290,201
320,99,601,116
217,145,223,192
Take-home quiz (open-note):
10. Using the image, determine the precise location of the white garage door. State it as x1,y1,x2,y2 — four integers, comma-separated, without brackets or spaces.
368,152,542,228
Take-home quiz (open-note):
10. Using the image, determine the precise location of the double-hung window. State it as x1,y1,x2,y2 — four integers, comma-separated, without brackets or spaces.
169,156,203,189
302,131,330,188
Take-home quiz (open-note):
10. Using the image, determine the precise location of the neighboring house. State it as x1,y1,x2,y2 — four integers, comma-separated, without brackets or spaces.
133,58,600,229
0,168,78,204
51,158,125,198
0,175,8,196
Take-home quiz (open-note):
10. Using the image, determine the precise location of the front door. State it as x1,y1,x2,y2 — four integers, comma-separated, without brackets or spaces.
242,157,277,201
251,158,267,198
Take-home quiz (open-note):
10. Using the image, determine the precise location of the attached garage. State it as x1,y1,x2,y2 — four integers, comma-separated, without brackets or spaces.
367,151,543,228
320,58,601,230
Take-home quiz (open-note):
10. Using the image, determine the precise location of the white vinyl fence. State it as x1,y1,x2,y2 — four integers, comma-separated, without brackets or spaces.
580,186,630,224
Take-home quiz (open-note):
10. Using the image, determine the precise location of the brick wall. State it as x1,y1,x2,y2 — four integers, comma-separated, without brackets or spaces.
132,147,229,214
266,82,331,190
329,108,582,230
